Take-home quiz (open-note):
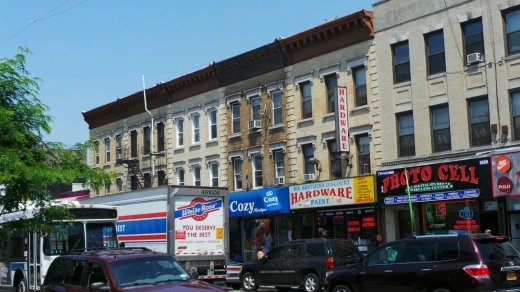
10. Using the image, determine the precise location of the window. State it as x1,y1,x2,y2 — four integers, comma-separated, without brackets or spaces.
272,92,283,125
210,162,219,187
325,74,337,113
356,135,371,174
328,140,342,179
393,42,411,83
232,103,241,134
177,169,185,185
105,138,111,163
252,155,263,188
143,126,151,155
426,30,446,75
274,150,285,178
192,115,200,143
104,183,111,195
157,170,166,186
398,113,415,157
176,119,184,147
302,144,315,175
301,82,312,119
506,8,520,55
130,130,137,157
157,122,165,152
232,157,242,190
462,19,484,63
366,243,405,266
432,106,451,152
469,99,490,147
193,166,201,186
116,178,123,193
144,173,151,188
130,176,138,190
209,109,217,140
512,92,520,140
116,134,122,160
251,97,261,121
354,67,367,107
95,142,100,165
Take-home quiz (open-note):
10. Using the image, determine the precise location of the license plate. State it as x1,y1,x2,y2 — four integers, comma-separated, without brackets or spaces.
507,272,517,281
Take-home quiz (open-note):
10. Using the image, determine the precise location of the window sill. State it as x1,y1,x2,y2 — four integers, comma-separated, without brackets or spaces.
393,81,411,89
229,133,242,139
248,129,263,135
426,72,446,80
268,124,285,131
175,146,185,150
297,118,314,126
350,105,370,114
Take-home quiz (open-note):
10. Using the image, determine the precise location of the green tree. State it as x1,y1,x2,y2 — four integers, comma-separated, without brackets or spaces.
0,47,114,237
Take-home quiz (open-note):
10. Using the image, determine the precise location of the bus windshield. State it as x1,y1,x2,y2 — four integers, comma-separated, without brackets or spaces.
44,222,118,256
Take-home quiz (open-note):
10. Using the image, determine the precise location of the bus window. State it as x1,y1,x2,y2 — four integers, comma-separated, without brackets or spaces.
86,223,118,249
10,235,23,259
1,240,7,258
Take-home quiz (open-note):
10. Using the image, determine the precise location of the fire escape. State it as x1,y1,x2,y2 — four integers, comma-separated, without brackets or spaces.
116,145,149,189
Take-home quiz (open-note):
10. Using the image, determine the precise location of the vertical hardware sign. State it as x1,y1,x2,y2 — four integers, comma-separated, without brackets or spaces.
335,86,349,152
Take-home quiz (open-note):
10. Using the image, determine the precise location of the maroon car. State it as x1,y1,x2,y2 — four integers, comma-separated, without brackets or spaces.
324,234,520,292
42,247,226,292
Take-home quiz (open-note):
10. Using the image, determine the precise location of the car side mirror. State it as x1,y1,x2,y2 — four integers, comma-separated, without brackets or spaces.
90,282,109,292
262,255,269,262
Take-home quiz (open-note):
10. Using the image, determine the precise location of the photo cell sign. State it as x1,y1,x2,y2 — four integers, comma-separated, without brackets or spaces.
289,176,375,209
335,86,349,152
491,151,520,197
376,157,492,205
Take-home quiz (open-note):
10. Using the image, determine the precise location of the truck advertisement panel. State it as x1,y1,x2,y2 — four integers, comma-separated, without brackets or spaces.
173,196,225,256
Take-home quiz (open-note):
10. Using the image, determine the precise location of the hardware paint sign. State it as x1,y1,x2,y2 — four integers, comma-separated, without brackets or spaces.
289,176,375,209
335,86,349,152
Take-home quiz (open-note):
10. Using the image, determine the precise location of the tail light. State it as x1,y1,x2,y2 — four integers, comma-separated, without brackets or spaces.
463,264,490,279
326,257,334,269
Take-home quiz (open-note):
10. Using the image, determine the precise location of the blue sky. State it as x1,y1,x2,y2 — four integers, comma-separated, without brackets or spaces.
1,0,375,147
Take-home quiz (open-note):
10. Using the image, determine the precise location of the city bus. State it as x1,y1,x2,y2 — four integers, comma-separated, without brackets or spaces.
0,201,118,292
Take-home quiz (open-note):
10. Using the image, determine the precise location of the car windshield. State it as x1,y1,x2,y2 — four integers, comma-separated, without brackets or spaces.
110,256,191,287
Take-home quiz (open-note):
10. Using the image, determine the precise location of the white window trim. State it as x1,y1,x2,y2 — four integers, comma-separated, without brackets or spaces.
171,110,185,122
247,145,264,159
175,118,184,147
245,87,262,104
321,131,336,146
346,57,368,74
268,141,286,156
293,71,314,90
176,168,185,185
319,63,340,82
250,96,261,120
297,135,317,150
251,154,263,189
191,113,201,144
203,100,218,113
266,80,284,97
228,149,244,162
226,93,242,107
207,108,218,140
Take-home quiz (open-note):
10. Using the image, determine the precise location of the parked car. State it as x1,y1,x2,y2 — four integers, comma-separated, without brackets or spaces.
240,238,362,292
324,233,520,292
42,247,226,292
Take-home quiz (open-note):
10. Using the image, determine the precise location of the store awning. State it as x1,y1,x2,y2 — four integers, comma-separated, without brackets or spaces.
229,187,290,217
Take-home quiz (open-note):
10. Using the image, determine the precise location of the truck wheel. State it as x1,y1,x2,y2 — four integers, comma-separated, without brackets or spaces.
303,273,320,292
241,272,258,291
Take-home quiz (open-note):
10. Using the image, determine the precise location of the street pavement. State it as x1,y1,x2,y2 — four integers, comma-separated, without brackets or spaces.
224,287,303,291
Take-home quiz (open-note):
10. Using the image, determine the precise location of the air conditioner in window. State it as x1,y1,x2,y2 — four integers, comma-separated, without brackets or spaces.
303,173,315,182
467,52,483,65
248,120,261,130
273,176,285,186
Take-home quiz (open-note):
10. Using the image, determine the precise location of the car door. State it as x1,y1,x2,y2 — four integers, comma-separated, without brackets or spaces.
257,245,285,285
391,241,436,292
357,242,404,292
278,243,304,285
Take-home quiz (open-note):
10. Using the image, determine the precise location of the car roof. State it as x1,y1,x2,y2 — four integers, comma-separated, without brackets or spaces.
58,247,168,263
402,233,512,241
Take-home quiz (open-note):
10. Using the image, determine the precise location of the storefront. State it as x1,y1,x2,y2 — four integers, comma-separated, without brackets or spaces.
289,175,378,252
228,186,291,262
376,156,495,241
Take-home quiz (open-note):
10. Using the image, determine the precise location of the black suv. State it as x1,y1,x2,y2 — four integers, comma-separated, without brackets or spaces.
324,234,520,292
42,247,225,292
240,238,361,292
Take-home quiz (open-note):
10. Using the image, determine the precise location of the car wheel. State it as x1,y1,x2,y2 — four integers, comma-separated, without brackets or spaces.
431,289,452,292
241,272,258,291
303,273,320,292
275,287,291,292
332,284,352,292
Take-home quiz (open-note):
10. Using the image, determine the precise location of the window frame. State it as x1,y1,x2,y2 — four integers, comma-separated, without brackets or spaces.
425,30,446,75
273,150,285,178
192,114,200,144
143,126,151,155
252,155,263,189
177,168,185,186
192,165,201,186
116,134,122,159
512,91,520,141
302,144,315,175
95,141,100,165
157,122,165,152
117,178,123,193
272,91,283,125
462,18,484,64
393,41,411,84
398,113,416,157
356,135,371,175
328,140,342,179
324,74,337,113
251,96,261,122
505,8,520,55
176,119,184,147
469,98,491,147
300,81,313,119
130,130,138,157
104,138,111,163
232,157,243,190
232,102,241,134
210,162,219,187
353,67,367,107
208,109,218,140
431,105,452,152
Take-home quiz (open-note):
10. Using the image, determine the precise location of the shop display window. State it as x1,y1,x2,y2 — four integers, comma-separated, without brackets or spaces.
422,200,480,234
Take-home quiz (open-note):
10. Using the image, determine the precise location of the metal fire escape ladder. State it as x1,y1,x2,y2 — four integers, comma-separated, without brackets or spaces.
116,147,148,189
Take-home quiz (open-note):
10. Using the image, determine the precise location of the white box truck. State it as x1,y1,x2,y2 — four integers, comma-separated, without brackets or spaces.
77,185,230,285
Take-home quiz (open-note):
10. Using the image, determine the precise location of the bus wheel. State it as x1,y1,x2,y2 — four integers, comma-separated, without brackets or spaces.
14,277,25,292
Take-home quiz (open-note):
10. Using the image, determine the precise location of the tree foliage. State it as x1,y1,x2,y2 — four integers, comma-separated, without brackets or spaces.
0,48,115,237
